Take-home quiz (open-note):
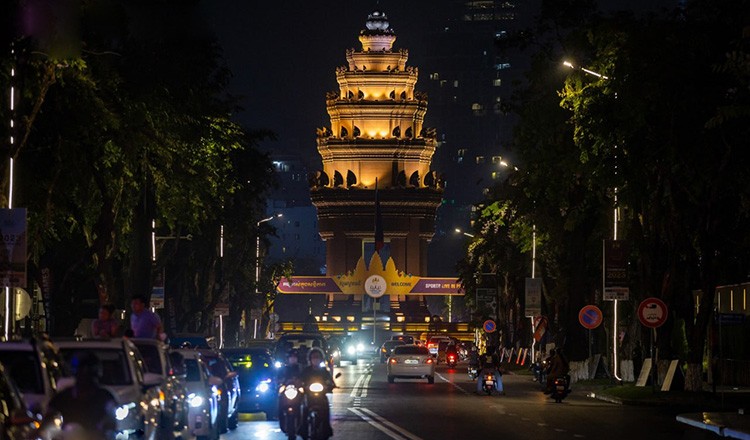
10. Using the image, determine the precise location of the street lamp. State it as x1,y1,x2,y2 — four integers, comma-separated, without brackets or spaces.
254,213,282,339
454,228,475,238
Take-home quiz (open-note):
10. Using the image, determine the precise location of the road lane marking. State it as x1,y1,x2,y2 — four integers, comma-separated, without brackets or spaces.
359,408,424,440
361,374,372,397
348,408,407,440
435,372,470,395
350,373,365,397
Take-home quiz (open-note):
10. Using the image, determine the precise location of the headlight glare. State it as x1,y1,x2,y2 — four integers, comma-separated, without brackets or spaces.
188,393,204,408
283,385,298,400
309,382,324,393
115,405,129,421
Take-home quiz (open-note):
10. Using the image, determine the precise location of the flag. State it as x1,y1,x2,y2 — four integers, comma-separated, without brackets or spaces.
374,178,384,252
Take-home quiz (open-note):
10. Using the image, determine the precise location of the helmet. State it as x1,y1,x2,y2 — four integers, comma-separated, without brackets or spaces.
471,345,477,352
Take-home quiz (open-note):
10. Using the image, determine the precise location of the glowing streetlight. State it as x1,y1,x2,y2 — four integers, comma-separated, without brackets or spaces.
563,60,609,79
254,213,282,339
454,228,474,238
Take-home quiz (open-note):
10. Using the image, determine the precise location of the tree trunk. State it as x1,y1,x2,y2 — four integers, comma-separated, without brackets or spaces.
684,362,703,392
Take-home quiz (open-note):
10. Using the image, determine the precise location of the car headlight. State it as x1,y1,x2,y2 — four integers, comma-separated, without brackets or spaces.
115,403,133,421
309,382,324,393
274,361,283,369
356,343,364,351
187,393,205,408
255,379,272,393
347,346,356,355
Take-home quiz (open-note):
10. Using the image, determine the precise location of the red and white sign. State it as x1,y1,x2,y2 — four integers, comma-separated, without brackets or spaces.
637,297,668,328
533,315,548,341
579,305,603,329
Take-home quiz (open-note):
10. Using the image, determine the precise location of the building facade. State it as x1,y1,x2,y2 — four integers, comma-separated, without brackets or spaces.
310,11,443,324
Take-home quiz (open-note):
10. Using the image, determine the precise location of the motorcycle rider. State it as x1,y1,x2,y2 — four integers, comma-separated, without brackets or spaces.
301,348,336,438
467,345,480,378
46,351,117,440
476,346,504,394
277,348,303,433
445,342,459,364
545,348,570,394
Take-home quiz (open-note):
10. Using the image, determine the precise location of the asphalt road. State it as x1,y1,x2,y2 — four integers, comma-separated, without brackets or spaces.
223,359,697,440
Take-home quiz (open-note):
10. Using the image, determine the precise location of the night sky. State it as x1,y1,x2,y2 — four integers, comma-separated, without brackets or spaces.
206,1,455,162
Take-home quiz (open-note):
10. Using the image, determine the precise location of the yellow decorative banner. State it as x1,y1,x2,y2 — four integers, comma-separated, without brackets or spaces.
277,254,463,296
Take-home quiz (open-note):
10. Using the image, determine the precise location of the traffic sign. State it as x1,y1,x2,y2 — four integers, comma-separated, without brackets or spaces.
483,319,497,333
579,305,603,329
533,315,548,342
637,297,668,328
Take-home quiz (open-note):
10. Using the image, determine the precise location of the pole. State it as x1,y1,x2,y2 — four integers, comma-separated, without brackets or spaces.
5,44,17,340
531,224,537,365
612,188,621,381
651,327,657,392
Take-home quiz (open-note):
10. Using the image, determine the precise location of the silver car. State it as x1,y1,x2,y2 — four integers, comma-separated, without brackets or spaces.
56,338,164,439
0,338,70,415
386,345,435,384
175,348,221,440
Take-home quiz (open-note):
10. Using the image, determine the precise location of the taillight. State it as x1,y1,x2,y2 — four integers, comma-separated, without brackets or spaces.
389,358,398,364
425,358,433,364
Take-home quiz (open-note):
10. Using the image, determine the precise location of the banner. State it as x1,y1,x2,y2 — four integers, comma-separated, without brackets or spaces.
604,240,629,300
0,209,27,288
525,277,542,317
277,254,464,296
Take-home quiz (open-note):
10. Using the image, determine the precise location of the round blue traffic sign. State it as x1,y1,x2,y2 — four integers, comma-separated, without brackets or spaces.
579,305,603,329
483,319,497,333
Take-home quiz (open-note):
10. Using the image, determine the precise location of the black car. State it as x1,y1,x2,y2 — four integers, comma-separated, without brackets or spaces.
274,332,332,371
379,340,406,363
222,347,278,419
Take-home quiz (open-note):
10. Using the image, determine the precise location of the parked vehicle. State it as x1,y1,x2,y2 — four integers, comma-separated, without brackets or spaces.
175,349,221,440
56,338,164,439
0,363,42,440
0,338,69,415
131,338,189,436
222,347,277,418
387,345,435,384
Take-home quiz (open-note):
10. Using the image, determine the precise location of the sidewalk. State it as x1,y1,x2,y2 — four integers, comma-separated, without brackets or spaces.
676,411,750,440
577,382,749,439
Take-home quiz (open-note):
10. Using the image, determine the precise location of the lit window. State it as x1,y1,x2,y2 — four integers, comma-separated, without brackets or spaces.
493,78,502,86
471,103,483,111
430,73,439,80
457,148,467,157
454,80,459,87
492,156,502,164
476,156,485,164
492,171,500,179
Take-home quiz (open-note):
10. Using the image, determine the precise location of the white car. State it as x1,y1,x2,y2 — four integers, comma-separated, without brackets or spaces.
56,338,164,439
175,348,221,440
387,345,435,384
0,338,70,415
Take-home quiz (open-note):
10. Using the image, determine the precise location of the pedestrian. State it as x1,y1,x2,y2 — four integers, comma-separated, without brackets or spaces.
91,304,119,338
130,294,163,339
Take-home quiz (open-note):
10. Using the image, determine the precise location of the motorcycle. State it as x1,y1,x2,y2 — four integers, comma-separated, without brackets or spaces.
482,372,497,395
446,353,458,368
468,365,479,380
550,375,571,403
278,381,304,440
301,372,341,440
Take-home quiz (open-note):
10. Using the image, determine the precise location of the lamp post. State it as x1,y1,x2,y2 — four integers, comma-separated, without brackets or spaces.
254,213,282,339
454,228,475,238
562,60,622,381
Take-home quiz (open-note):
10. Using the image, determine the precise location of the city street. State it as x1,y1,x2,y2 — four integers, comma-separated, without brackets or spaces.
224,360,693,440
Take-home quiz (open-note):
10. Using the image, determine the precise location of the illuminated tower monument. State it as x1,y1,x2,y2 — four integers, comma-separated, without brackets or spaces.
310,11,443,325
